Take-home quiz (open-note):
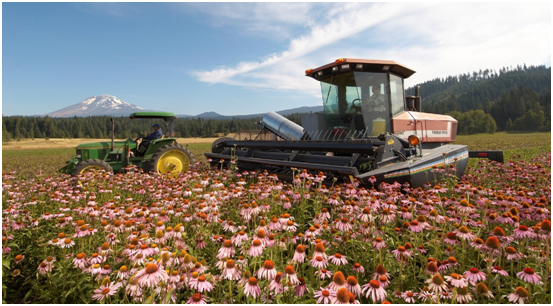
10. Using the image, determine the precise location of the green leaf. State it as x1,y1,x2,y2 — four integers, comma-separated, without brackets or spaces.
164,288,174,303
145,294,154,304
2,259,10,269
23,289,34,303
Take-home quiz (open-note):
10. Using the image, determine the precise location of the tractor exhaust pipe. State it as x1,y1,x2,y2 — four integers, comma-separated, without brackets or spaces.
414,86,422,112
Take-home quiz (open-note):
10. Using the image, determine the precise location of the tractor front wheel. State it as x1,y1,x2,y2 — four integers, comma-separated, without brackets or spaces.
71,159,113,176
144,143,195,177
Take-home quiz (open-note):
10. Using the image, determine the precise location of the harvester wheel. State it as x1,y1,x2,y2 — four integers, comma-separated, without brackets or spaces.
71,159,113,176
144,143,195,177
212,137,236,154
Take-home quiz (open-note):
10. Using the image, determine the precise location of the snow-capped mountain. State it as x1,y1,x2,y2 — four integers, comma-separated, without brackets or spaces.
45,95,149,117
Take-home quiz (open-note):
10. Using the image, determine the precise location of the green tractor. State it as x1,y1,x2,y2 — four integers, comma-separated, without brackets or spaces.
60,111,195,177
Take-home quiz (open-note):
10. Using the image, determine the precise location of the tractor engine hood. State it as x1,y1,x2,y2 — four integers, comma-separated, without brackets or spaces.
76,141,128,149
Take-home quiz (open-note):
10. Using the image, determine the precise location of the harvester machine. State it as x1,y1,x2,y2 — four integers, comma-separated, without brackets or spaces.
205,58,503,188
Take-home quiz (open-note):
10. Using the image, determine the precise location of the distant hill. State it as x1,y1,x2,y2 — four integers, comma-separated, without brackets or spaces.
177,105,324,119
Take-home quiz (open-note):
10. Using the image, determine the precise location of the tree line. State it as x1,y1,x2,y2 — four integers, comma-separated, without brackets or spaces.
2,64,550,140
2,116,262,141
406,64,551,134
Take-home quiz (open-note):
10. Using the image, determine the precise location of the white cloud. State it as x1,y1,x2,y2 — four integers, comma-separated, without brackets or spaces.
191,2,551,96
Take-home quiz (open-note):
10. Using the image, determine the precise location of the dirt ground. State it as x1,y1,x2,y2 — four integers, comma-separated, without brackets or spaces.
2,137,219,150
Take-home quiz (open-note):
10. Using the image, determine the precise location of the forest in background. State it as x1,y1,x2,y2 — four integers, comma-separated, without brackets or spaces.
2,64,550,141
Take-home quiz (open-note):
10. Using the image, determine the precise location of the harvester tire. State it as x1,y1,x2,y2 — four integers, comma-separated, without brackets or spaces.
212,137,236,154
71,159,113,176
144,143,195,177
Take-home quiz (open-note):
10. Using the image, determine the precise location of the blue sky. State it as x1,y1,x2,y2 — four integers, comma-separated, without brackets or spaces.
2,2,551,116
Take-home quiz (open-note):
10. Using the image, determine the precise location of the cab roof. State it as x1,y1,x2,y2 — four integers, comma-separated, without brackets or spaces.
305,58,416,80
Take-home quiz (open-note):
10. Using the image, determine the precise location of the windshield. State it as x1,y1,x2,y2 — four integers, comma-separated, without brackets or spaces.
320,71,394,137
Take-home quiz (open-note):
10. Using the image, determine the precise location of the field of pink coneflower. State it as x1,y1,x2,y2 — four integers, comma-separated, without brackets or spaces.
2,149,551,303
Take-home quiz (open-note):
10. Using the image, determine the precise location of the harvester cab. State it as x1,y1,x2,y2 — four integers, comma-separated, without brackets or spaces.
205,58,503,188
60,111,195,177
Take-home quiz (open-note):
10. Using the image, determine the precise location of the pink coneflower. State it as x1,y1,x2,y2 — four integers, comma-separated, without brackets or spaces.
14,254,24,264
426,274,448,294
315,268,333,279
310,256,329,269
244,277,261,299
377,275,390,288
313,242,328,260
314,287,336,304
192,275,214,293
335,217,353,232
392,246,411,262
346,276,362,297
269,272,287,294
186,292,209,304
443,232,460,245
294,277,307,297
90,264,102,276
402,290,418,303
492,265,509,277
73,252,88,269
319,208,331,221
257,260,277,280
372,264,390,281
464,267,486,285
352,263,365,274
247,239,264,257
470,238,486,251
232,231,249,246
513,225,535,240
408,220,424,233
474,282,495,299
418,290,438,303
221,259,241,281
101,264,112,275
372,237,387,250
217,240,235,259
283,220,298,232
37,261,53,275
517,268,542,284
362,279,387,303
508,286,530,304
505,246,525,261
292,244,306,263
328,253,348,266
92,280,121,301
117,265,129,280
284,265,300,286
455,286,472,303
445,273,467,288
454,226,476,241
332,288,351,304
134,263,169,288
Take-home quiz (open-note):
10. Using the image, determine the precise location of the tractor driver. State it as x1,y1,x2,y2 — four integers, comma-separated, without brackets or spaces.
144,123,163,141
365,86,386,112
361,85,388,135
134,124,163,157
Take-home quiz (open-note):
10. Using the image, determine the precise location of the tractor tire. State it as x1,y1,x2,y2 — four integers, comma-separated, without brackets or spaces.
143,143,195,177
71,159,113,176
212,137,236,154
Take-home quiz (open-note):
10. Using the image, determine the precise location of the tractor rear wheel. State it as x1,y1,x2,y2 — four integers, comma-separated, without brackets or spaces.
144,143,195,177
71,159,113,176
